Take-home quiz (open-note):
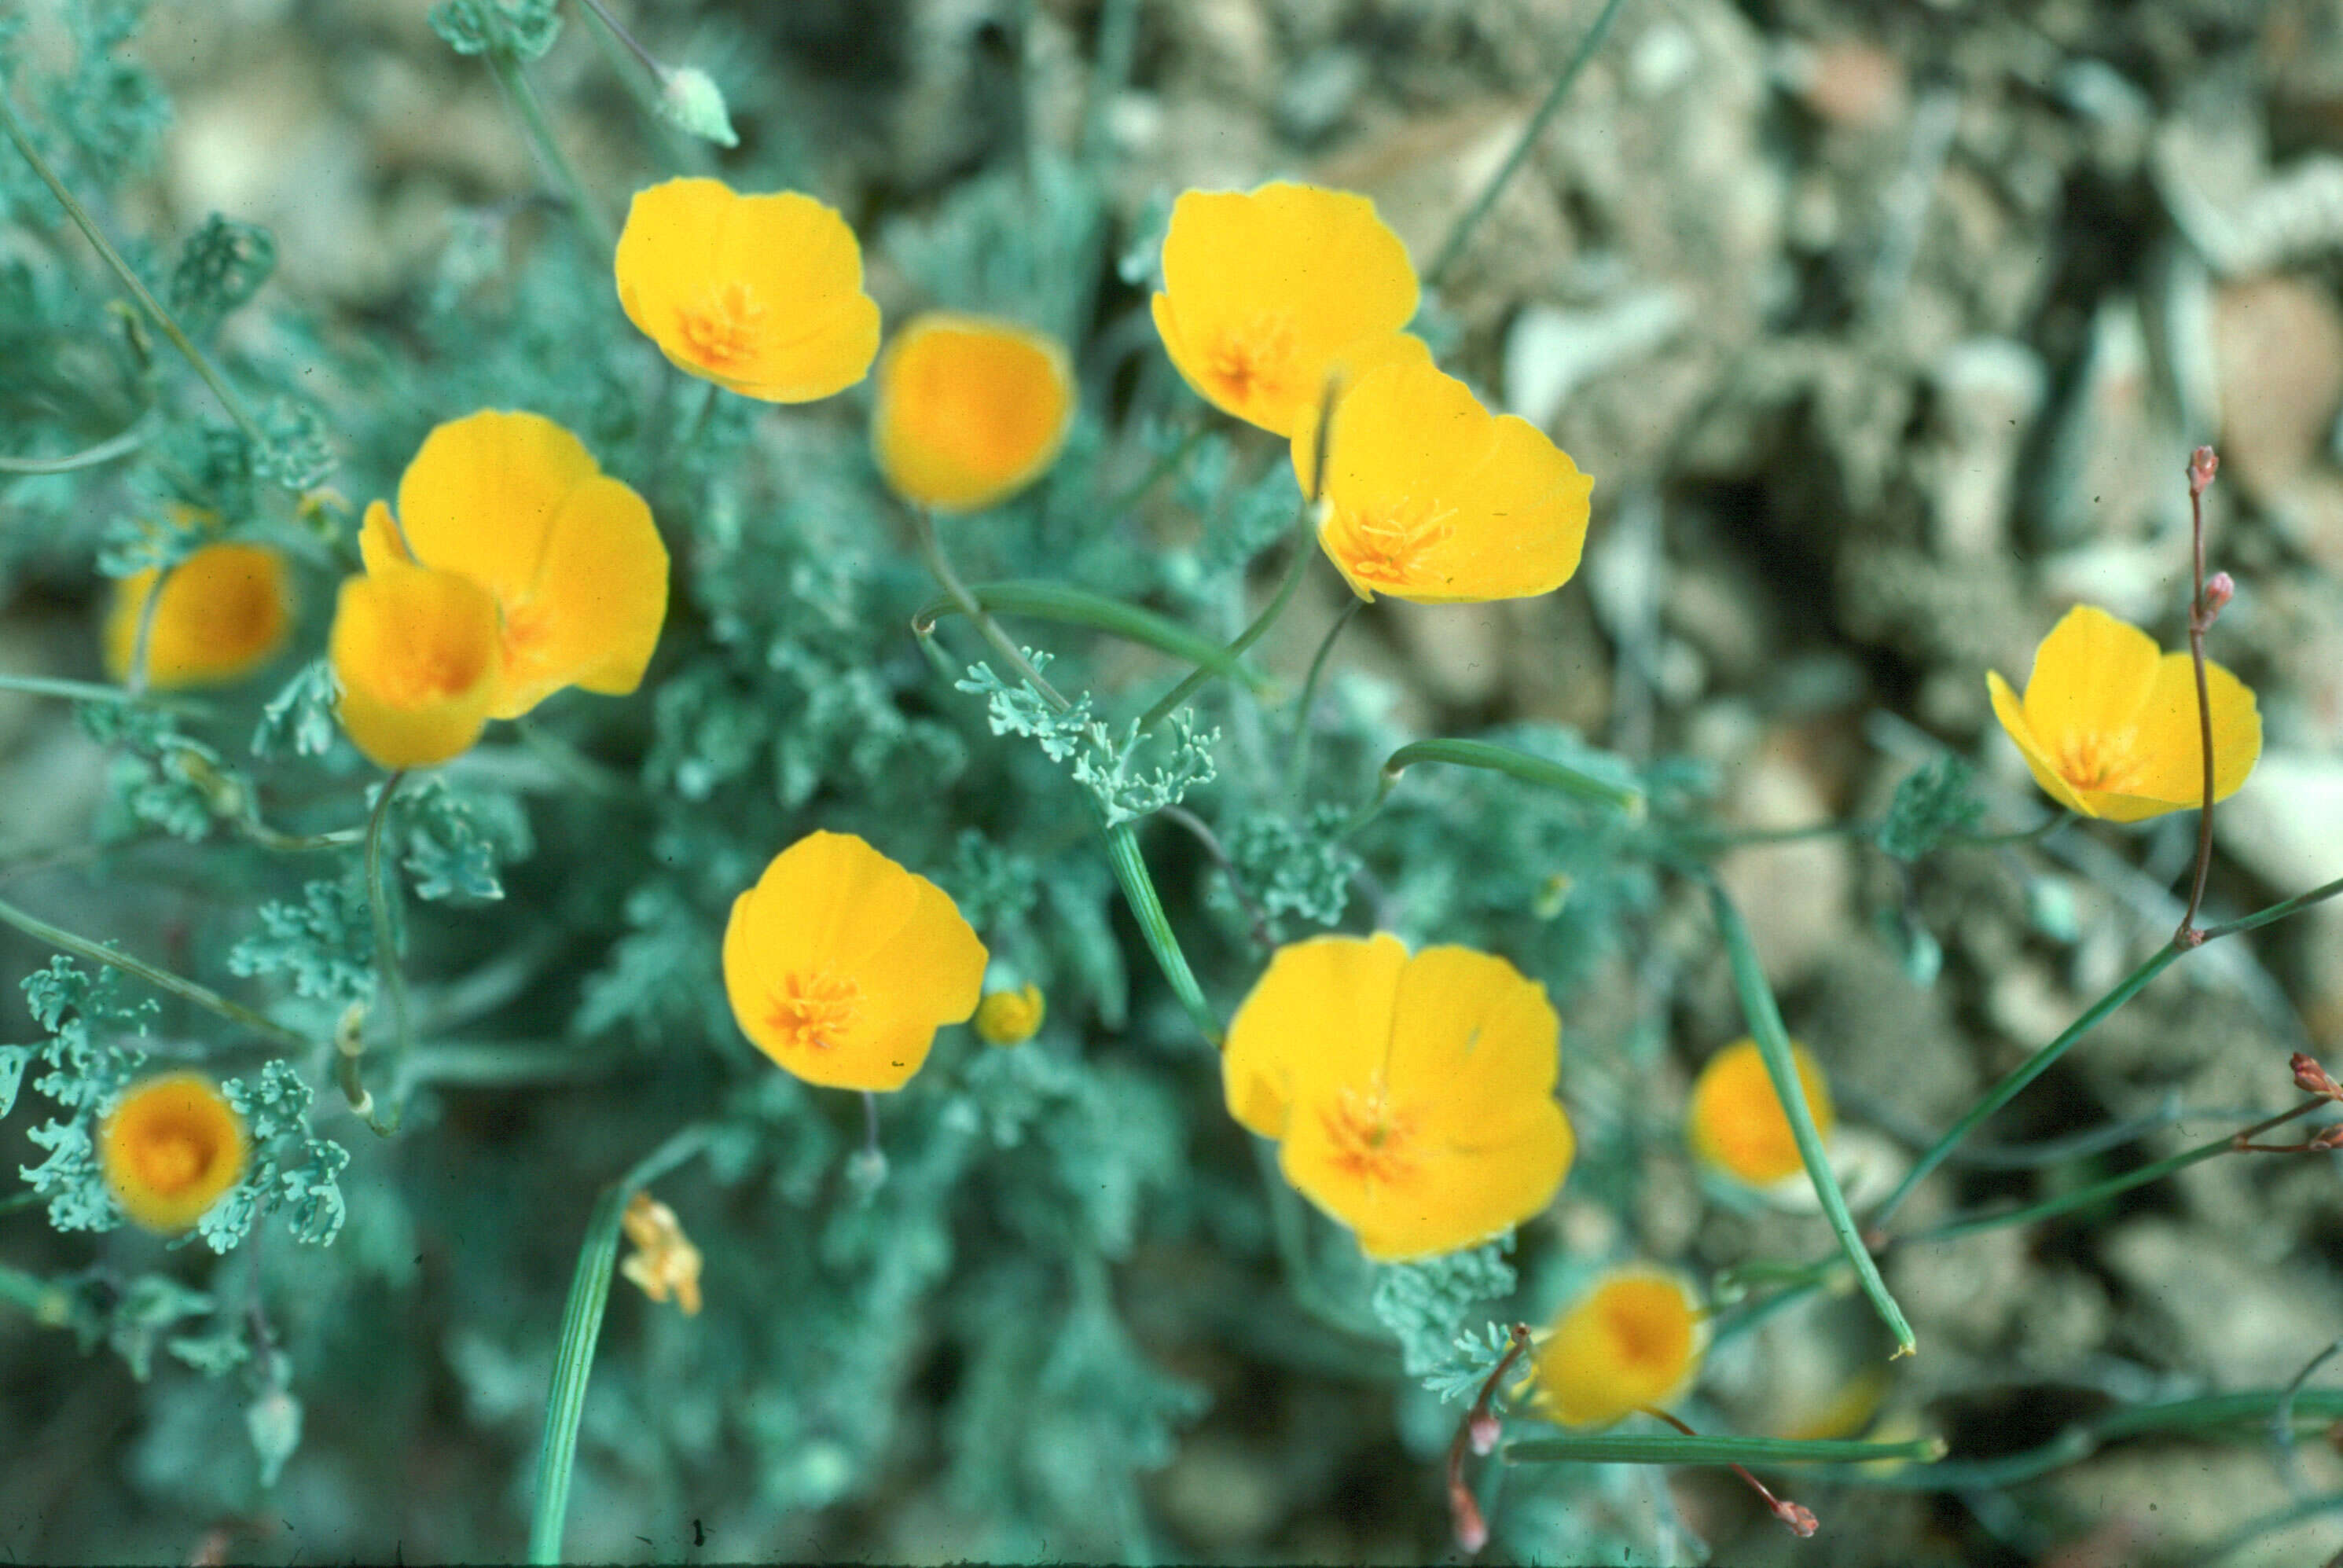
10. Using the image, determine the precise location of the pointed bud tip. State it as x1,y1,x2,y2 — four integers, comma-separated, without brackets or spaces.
659,67,740,148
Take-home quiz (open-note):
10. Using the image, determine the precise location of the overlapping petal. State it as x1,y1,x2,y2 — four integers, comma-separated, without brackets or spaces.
329,562,501,769
616,177,881,402
1152,182,1419,438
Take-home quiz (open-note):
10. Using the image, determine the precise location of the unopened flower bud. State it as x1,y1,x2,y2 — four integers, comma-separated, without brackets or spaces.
2205,571,2235,614
2188,445,2219,497
975,982,1046,1046
1773,1499,1820,1537
659,66,739,148
1468,1408,1501,1456
2294,1052,2339,1100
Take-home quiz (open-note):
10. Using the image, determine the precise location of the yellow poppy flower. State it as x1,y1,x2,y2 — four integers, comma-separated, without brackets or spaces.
1986,604,2261,822
615,176,881,402
1290,358,1594,604
1530,1267,1706,1428
722,831,989,1092
358,409,668,720
973,982,1045,1046
872,313,1076,513
329,561,502,769
103,542,293,689
1222,932,1574,1262
1686,1037,1834,1188
1151,182,1419,438
99,1071,248,1233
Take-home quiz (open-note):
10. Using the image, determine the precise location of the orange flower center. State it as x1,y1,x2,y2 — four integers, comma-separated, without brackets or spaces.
769,971,860,1052
2055,729,2146,795
1328,498,1455,589
678,281,767,370
132,1116,218,1195
1317,1081,1423,1188
1205,311,1297,412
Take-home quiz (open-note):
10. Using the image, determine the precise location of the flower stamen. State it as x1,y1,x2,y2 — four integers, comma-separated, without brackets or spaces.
1329,498,1456,589
769,971,860,1052
1204,311,1298,413
1319,1079,1423,1187
678,280,768,370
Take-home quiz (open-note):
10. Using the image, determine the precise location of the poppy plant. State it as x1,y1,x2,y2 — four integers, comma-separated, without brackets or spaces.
615,176,881,402
722,831,988,1092
1685,1037,1834,1188
329,560,502,769
1291,358,1594,604
872,313,1076,513
99,1071,248,1233
1151,181,1420,439
104,541,293,689
1530,1267,1706,1428
1987,604,2260,822
354,409,669,722
1222,933,1574,1261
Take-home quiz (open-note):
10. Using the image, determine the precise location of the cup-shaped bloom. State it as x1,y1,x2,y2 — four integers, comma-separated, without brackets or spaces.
329,561,501,769
1530,1268,1707,1428
358,410,668,720
722,831,988,1092
103,542,293,689
1151,182,1419,438
615,176,881,402
100,1071,248,1232
872,313,1076,512
1223,932,1574,1261
1986,604,2261,822
1291,358,1595,604
1685,1037,1833,1188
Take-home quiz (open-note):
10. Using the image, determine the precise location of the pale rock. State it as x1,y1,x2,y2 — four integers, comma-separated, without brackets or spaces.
2035,540,2182,626
1501,290,1692,431
1714,735,1855,986
2044,1443,2343,1568
2214,274,2343,502
1920,336,2046,560
2102,1216,2343,1386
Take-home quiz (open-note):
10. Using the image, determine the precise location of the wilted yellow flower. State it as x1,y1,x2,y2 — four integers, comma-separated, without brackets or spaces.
615,177,880,402
99,1071,248,1232
1530,1267,1706,1428
619,1192,703,1316
104,542,293,689
1223,933,1574,1261
357,409,668,721
1151,182,1419,439
1686,1037,1833,1188
722,831,988,1092
872,313,1076,513
1291,358,1594,604
974,982,1045,1046
329,561,501,769
1987,604,2260,822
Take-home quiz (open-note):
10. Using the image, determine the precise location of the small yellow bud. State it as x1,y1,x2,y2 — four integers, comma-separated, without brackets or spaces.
974,982,1045,1046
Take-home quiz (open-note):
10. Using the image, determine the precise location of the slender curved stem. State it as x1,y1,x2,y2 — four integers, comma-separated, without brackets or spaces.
1351,737,1643,836
1287,597,1361,795
1423,0,1630,290
0,893,309,1051
1100,817,1221,1046
0,672,207,714
0,419,149,475
916,580,1278,700
2176,447,2220,946
123,563,171,697
0,90,266,446
486,48,619,257
1505,1431,1945,1468
528,1123,714,1565
911,510,1070,709
351,773,410,1137
1139,518,1317,733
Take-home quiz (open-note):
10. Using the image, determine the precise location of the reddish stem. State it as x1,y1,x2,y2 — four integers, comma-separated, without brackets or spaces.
2175,446,2220,949
1640,1408,1819,1539
1446,1324,1533,1555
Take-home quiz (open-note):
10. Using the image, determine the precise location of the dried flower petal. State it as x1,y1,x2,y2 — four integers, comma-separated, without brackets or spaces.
1685,1037,1833,1188
329,560,501,769
1223,933,1574,1261
1987,604,2260,822
1530,1268,1706,1429
104,542,293,689
358,409,668,721
722,831,988,1092
1291,358,1594,604
1152,182,1419,438
619,1192,703,1316
616,177,880,402
873,313,1076,512
100,1071,248,1232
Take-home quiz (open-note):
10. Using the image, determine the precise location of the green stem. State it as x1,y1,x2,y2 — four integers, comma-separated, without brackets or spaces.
351,773,409,1137
124,562,171,696
1423,0,1630,290
1707,878,1915,1356
911,509,1070,709
1100,818,1221,1047
0,418,149,475
0,672,207,714
528,1122,714,1565
916,580,1278,701
0,893,309,1052
1505,1431,1946,1468
1904,1100,2326,1244
1137,513,1316,735
1287,597,1361,796
0,90,266,446
1869,945,2182,1230
1352,737,1644,836
486,48,619,258
2201,872,2343,943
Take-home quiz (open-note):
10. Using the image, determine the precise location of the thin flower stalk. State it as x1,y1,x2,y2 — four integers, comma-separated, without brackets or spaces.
2177,445,2222,946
